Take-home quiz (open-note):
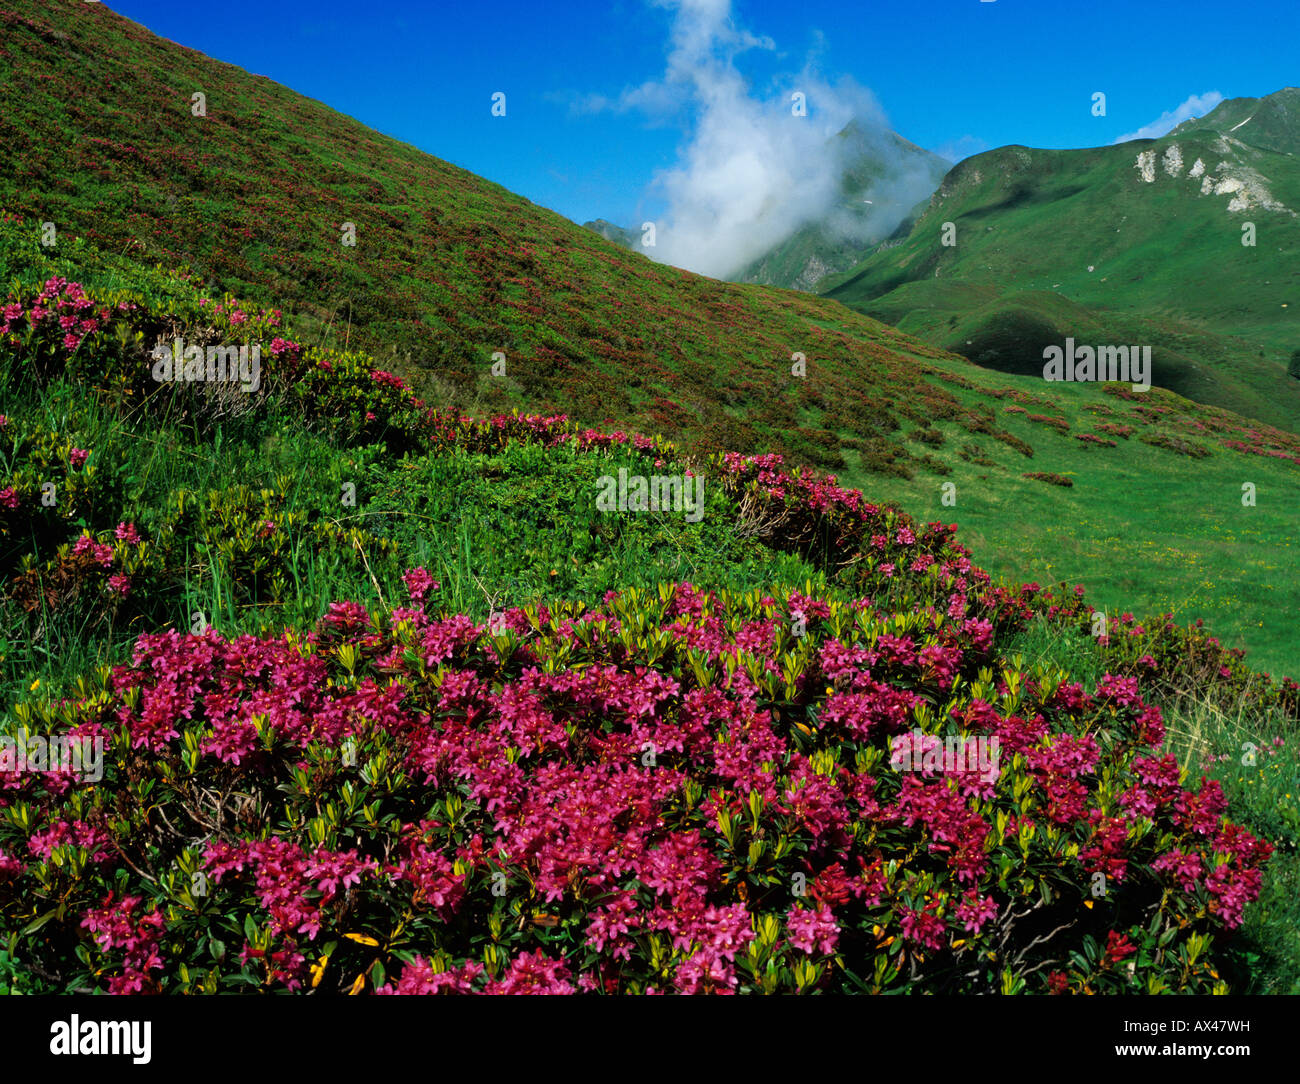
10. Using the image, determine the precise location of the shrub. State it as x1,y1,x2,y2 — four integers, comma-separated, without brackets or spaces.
1096,423,1133,439
991,429,1035,458
1139,432,1211,459
0,581,1271,995
1026,413,1070,434
1024,472,1073,487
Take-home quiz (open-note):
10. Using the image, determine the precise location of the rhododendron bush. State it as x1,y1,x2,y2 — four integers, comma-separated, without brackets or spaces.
0,576,1271,995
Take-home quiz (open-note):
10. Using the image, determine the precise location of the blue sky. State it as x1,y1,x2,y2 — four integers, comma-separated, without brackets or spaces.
109,0,1299,230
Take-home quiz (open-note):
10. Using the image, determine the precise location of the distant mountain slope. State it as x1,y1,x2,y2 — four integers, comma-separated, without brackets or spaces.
734,123,951,291
1171,87,1300,156
822,90,1300,432
581,218,641,249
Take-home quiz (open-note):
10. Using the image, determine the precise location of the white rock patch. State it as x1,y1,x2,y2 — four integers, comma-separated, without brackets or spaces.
1162,144,1183,176
1189,158,1205,178
1135,149,1156,182
1200,163,1297,215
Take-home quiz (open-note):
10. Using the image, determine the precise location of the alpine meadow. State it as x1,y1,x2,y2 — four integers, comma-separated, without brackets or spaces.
0,0,1298,1033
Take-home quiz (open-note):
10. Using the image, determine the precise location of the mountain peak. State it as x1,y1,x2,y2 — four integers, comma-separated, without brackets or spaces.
1169,87,1300,154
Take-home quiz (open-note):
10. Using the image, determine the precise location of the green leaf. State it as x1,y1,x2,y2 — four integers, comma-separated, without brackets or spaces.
22,909,60,936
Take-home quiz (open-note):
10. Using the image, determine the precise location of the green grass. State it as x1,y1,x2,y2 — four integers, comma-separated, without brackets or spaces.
360,439,826,616
848,364,1300,679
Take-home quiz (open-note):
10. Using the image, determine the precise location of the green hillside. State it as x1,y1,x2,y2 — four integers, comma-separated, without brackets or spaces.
823,94,1300,432
0,0,984,472
1,0,1298,681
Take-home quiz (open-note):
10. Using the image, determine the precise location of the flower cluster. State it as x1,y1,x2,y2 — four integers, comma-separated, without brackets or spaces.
80,895,166,994
0,575,1272,996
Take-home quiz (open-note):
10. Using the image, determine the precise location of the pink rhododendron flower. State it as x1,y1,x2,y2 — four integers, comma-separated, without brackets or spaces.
486,949,576,994
71,533,114,567
1103,930,1137,965
786,904,840,955
377,957,484,994
401,567,439,603
899,902,945,950
80,894,166,995
954,893,999,934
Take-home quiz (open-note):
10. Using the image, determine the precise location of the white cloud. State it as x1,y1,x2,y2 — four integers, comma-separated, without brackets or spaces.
570,0,773,119
931,135,987,164
1113,92,1224,143
581,0,904,279
567,81,683,119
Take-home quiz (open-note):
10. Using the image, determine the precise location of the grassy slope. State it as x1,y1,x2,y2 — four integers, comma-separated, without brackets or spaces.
0,0,1297,680
884,359,1300,679
823,114,1300,432
0,0,968,469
